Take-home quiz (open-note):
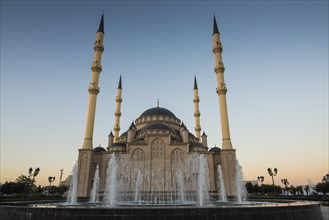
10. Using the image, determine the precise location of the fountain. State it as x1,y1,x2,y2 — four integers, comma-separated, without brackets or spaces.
0,154,323,220
235,159,247,203
308,178,317,195
176,169,185,203
197,154,210,206
80,153,213,206
217,164,227,202
104,153,118,206
89,164,100,203
134,170,143,203
66,161,78,205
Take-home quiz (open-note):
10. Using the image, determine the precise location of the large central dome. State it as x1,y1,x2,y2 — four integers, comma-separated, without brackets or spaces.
140,107,176,118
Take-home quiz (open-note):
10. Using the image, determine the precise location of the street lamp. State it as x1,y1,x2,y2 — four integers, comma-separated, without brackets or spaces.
48,176,56,194
257,176,265,194
281,178,289,195
281,178,289,187
257,176,264,185
267,167,278,193
59,169,64,186
28,167,40,200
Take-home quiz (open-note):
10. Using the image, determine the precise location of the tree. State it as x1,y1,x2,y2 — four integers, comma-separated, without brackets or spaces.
245,182,254,194
289,185,297,195
16,174,33,194
253,184,261,194
16,174,32,185
315,182,329,194
37,185,42,193
0,182,17,194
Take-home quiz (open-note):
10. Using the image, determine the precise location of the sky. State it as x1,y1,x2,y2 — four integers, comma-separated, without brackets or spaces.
1,0,328,187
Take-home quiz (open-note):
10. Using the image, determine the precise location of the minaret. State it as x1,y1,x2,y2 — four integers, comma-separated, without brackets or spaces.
113,76,122,142
82,14,104,149
212,16,233,150
193,76,201,141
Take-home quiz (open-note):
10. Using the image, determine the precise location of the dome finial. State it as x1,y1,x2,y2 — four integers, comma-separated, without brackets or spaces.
157,98,160,108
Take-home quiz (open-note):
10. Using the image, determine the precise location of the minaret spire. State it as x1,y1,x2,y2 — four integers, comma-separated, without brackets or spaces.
194,75,198,90
113,76,123,143
213,15,219,35
193,76,201,141
118,75,122,89
82,14,105,149
97,14,104,34
212,15,233,150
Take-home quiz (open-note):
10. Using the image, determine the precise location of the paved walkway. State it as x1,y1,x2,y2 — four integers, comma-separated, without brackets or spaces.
321,206,328,219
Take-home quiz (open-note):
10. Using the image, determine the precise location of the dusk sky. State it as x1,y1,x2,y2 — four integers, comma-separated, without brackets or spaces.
1,0,328,187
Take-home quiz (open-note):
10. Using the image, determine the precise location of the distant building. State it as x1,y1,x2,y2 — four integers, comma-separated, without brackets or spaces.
61,175,72,187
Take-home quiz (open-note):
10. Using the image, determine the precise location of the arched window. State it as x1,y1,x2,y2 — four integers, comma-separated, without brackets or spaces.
171,148,184,162
151,138,164,158
131,148,145,163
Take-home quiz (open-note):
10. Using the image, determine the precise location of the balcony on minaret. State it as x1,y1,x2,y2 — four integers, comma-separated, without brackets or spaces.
93,40,104,52
193,97,200,103
212,41,223,53
91,61,102,72
114,124,120,131
216,83,227,95
215,61,225,73
88,83,100,94
116,96,122,103
194,111,200,117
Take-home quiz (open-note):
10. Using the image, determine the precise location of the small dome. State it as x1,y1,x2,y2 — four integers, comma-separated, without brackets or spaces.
188,132,196,138
140,107,176,118
142,123,174,132
93,146,106,152
120,131,128,137
209,146,221,153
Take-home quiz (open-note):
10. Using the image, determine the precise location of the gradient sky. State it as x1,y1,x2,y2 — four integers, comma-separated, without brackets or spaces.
1,0,328,187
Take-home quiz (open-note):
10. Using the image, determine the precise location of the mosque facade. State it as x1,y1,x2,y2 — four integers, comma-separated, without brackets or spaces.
76,15,237,199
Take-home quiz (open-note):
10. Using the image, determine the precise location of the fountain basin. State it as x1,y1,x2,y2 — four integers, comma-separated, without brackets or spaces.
0,201,322,220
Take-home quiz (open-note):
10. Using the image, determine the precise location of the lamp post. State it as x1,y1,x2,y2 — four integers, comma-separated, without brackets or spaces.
257,176,265,194
28,167,40,200
267,167,278,193
48,176,56,194
59,169,63,186
281,178,289,195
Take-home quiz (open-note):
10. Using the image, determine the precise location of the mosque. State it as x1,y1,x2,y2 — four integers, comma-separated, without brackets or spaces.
76,15,237,199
